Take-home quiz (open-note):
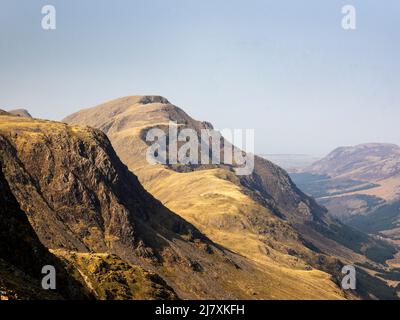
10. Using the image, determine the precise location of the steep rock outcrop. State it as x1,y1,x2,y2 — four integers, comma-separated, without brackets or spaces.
0,163,90,300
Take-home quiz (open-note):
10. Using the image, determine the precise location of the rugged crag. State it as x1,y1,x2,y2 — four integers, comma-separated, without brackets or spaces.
0,159,91,300
53,250,178,300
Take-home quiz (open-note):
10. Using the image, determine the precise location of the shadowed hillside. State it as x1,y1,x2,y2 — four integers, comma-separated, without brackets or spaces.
0,160,91,300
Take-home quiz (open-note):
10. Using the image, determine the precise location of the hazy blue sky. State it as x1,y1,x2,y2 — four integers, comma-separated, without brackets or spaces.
1,0,399,155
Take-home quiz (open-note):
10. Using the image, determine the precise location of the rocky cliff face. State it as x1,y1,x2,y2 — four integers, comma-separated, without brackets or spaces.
53,250,178,300
0,161,91,300
64,95,399,299
0,156,176,300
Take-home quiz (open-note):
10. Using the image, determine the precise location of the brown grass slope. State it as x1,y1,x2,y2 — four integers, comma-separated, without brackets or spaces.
64,95,399,299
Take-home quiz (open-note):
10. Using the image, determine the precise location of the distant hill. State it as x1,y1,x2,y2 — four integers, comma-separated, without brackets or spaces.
292,143,400,220
7,108,32,118
307,143,400,183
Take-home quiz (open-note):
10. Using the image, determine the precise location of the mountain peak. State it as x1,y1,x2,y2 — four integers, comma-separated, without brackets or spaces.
104,95,170,106
8,108,32,118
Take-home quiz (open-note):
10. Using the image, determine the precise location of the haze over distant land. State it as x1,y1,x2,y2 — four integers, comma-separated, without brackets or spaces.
1,0,399,155
261,154,321,172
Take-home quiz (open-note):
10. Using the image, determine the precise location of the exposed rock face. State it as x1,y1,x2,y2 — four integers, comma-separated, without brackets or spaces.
8,109,32,118
64,95,399,299
53,250,178,300
0,163,90,300
0,154,175,300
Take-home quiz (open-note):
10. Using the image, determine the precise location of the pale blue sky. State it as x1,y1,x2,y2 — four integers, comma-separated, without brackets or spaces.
0,0,399,155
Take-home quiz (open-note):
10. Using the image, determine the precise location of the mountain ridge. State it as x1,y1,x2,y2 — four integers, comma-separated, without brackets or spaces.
64,95,399,299
1,111,337,299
